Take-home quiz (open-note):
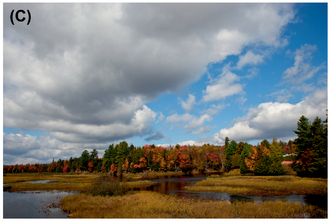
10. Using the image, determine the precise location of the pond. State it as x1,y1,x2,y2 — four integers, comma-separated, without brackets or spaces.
3,190,79,218
3,174,327,218
134,174,327,209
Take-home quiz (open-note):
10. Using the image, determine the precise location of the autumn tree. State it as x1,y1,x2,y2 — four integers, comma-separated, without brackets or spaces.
177,146,191,173
167,147,179,171
240,144,253,174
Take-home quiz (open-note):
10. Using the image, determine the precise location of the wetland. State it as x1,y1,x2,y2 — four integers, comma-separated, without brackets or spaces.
3,171,327,218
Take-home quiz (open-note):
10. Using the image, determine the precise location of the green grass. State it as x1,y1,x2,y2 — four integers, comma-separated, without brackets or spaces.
60,191,326,218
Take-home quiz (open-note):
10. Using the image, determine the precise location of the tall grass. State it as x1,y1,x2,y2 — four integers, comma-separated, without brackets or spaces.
60,191,326,218
4,182,89,192
87,176,128,196
186,175,327,196
3,173,99,184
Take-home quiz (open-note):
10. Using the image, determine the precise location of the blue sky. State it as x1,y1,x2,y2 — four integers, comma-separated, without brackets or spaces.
3,3,328,165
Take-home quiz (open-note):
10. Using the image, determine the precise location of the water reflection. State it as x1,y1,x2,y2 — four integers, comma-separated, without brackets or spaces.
22,180,58,184
3,190,78,218
132,174,326,208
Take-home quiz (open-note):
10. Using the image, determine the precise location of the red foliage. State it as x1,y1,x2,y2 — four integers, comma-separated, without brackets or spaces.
63,165,69,173
298,148,312,171
178,153,191,169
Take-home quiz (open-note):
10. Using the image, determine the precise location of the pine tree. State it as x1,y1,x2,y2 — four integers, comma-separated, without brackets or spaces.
225,139,237,171
308,117,327,177
292,115,327,177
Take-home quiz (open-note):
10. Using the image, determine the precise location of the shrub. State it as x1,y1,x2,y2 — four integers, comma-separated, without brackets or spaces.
210,174,220,178
87,176,128,196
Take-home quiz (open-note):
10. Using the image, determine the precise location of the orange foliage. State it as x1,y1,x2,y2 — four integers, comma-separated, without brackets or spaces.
110,163,117,172
139,157,147,169
88,162,94,172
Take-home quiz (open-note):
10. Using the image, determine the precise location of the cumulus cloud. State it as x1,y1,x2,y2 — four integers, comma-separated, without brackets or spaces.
203,64,243,102
181,94,196,112
3,133,110,165
157,137,212,147
4,133,41,156
192,126,211,135
213,88,327,144
166,103,224,134
204,104,224,115
3,3,296,164
166,113,212,133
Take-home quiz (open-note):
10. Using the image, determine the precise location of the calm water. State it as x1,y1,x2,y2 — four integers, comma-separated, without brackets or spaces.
3,190,78,218
3,174,327,218
135,174,327,209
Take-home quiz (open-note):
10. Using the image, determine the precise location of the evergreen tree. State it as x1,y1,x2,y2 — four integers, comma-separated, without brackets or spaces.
292,115,313,176
261,139,270,149
225,140,237,171
90,149,98,166
292,115,327,177
308,117,327,177
240,144,251,174
268,138,285,175
79,150,90,171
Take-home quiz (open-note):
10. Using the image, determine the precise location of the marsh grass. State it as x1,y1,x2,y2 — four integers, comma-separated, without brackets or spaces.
184,185,252,195
4,182,90,192
3,173,99,184
186,175,327,196
123,171,184,180
60,191,326,218
87,176,128,196
3,173,156,192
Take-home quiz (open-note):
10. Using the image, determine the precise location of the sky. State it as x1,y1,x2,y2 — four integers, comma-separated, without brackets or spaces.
3,3,328,165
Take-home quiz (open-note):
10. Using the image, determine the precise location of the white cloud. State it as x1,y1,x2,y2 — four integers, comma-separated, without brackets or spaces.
158,138,212,147
203,64,243,102
291,83,316,93
165,113,193,123
268,89,294,102
213,88,327,144
204,104,224,115
3,133,111,165
3,133,41,156
166,113,212,133
181,94,196,112
245,67,259,79
156,112,165,123
236,51,264,69
192,126,211,134
282,44,325,84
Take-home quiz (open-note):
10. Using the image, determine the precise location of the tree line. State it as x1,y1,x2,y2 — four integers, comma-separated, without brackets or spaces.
3,114,327,178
